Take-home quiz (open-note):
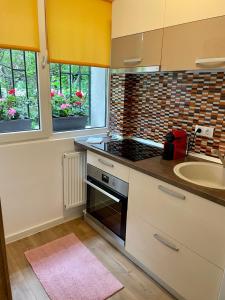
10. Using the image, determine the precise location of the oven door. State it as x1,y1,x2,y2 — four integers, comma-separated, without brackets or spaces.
86,176,127,241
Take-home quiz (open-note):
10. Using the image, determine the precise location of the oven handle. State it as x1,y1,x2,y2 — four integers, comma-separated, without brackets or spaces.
85,179,120,203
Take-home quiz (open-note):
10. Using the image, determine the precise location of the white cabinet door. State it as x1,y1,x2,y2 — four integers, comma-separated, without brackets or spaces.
112,0,165,38
128,169,225,269
165,0,225,27
125,215,223,300
126,214,223,300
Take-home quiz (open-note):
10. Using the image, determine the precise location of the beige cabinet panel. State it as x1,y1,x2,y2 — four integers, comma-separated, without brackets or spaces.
125,216,223,300
161,16,225,71
111,29,163,69
165,0,225,27
112,0,165,38
111,33,143,69
142,29,163,67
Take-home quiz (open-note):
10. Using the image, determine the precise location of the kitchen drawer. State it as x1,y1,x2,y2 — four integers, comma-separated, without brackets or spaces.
87,150,129,182
125,216,223,300
128,169,225,269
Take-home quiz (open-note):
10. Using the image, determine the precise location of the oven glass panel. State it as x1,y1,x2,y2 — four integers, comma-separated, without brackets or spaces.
87,185,126,240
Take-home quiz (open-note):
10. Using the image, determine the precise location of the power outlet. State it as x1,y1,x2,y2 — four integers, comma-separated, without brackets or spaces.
195,125,214,138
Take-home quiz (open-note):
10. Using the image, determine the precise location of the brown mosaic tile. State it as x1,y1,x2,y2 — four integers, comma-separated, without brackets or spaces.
110,71,225,156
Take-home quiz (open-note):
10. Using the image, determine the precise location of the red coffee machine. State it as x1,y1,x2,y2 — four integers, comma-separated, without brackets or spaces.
163,129,187,160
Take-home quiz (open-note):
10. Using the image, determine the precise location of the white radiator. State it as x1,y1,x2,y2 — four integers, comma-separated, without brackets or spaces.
63,152,86,209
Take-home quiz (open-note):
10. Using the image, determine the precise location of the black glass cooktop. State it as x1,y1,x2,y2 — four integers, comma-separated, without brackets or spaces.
92,139,163,162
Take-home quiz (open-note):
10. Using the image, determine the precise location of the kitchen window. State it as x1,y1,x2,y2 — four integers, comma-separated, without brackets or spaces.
0,0,111,143
0,50,108,136
50,63,108,132
0,49,40,133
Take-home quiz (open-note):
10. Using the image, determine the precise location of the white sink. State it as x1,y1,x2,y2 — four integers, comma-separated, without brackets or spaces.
174,162,225,190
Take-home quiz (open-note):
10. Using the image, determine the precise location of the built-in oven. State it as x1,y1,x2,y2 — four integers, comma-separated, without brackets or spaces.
85,164,128,246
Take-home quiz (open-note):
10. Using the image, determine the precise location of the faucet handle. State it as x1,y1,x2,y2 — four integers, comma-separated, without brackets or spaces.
212,149,225,166
212,149,221,156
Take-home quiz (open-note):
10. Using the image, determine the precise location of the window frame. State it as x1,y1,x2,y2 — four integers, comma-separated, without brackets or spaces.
0,0,109,144
0,0,52,144
50,64,92,127
52,67,110,138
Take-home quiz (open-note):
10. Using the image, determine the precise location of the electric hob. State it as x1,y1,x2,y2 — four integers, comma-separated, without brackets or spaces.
92,139,163,162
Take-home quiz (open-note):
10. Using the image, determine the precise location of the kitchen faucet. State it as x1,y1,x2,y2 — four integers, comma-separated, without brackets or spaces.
212,149,225,167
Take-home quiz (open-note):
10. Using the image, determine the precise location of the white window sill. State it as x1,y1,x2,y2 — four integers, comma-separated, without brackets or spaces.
0,127,108,147
50,127,108,141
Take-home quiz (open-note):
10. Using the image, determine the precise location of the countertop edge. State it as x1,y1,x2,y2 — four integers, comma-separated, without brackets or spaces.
74,140,225,208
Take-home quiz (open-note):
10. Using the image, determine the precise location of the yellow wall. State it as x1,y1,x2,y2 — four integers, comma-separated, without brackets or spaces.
112,0,225,39
112,0,165,38
165,0,225,27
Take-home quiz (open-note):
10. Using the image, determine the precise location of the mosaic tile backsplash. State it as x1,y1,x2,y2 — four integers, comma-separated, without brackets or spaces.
110,71,225,156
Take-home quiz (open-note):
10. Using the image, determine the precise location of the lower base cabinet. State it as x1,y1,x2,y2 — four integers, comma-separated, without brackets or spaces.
126,169,225,300
125,216,223,300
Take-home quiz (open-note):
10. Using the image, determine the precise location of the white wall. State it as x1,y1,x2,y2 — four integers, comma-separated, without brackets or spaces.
90,67,107,128
0,137,82,241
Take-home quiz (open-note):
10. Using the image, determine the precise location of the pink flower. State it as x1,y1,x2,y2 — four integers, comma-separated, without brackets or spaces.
58,92,64,97
8,108,17,117
0,98,5,102
75,91,84,99
8,89,16,95
74,101,82,106
60,103,71,110
50,89,56,97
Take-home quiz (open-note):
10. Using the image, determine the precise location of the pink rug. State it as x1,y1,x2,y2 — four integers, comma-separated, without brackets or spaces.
25,233,123,300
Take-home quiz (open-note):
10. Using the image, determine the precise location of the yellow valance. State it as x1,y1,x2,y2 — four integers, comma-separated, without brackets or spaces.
0,0,40,51
46,0,112,67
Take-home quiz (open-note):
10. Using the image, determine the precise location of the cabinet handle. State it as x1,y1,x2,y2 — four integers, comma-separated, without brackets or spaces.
98,158,114,168
123,58,142,65
195,57,225,66
158,185,186,200
153,234,179,252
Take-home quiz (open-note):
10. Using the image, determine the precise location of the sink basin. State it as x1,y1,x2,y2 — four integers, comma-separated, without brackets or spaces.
174,162,225,190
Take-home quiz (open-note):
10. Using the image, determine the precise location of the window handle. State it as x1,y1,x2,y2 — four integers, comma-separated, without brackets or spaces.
154,234,179,252
98,158,114,168
42,55,47,69
158,185,186,200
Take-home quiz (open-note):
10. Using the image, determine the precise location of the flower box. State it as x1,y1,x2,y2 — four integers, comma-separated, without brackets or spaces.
0,119,32,133
53,115,88,132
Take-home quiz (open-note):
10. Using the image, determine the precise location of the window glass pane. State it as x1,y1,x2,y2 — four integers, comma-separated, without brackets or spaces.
80,66,89,73
0,49,40,133
50,63,107,132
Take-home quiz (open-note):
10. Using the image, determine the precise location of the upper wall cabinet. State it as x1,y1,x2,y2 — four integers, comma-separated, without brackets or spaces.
111,29,163,69
165,0,225,27
111,33,143,68
112,0,165,38
161,16,225,71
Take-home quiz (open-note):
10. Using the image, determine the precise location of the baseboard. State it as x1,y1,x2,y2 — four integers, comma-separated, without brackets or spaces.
5,205,84,244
